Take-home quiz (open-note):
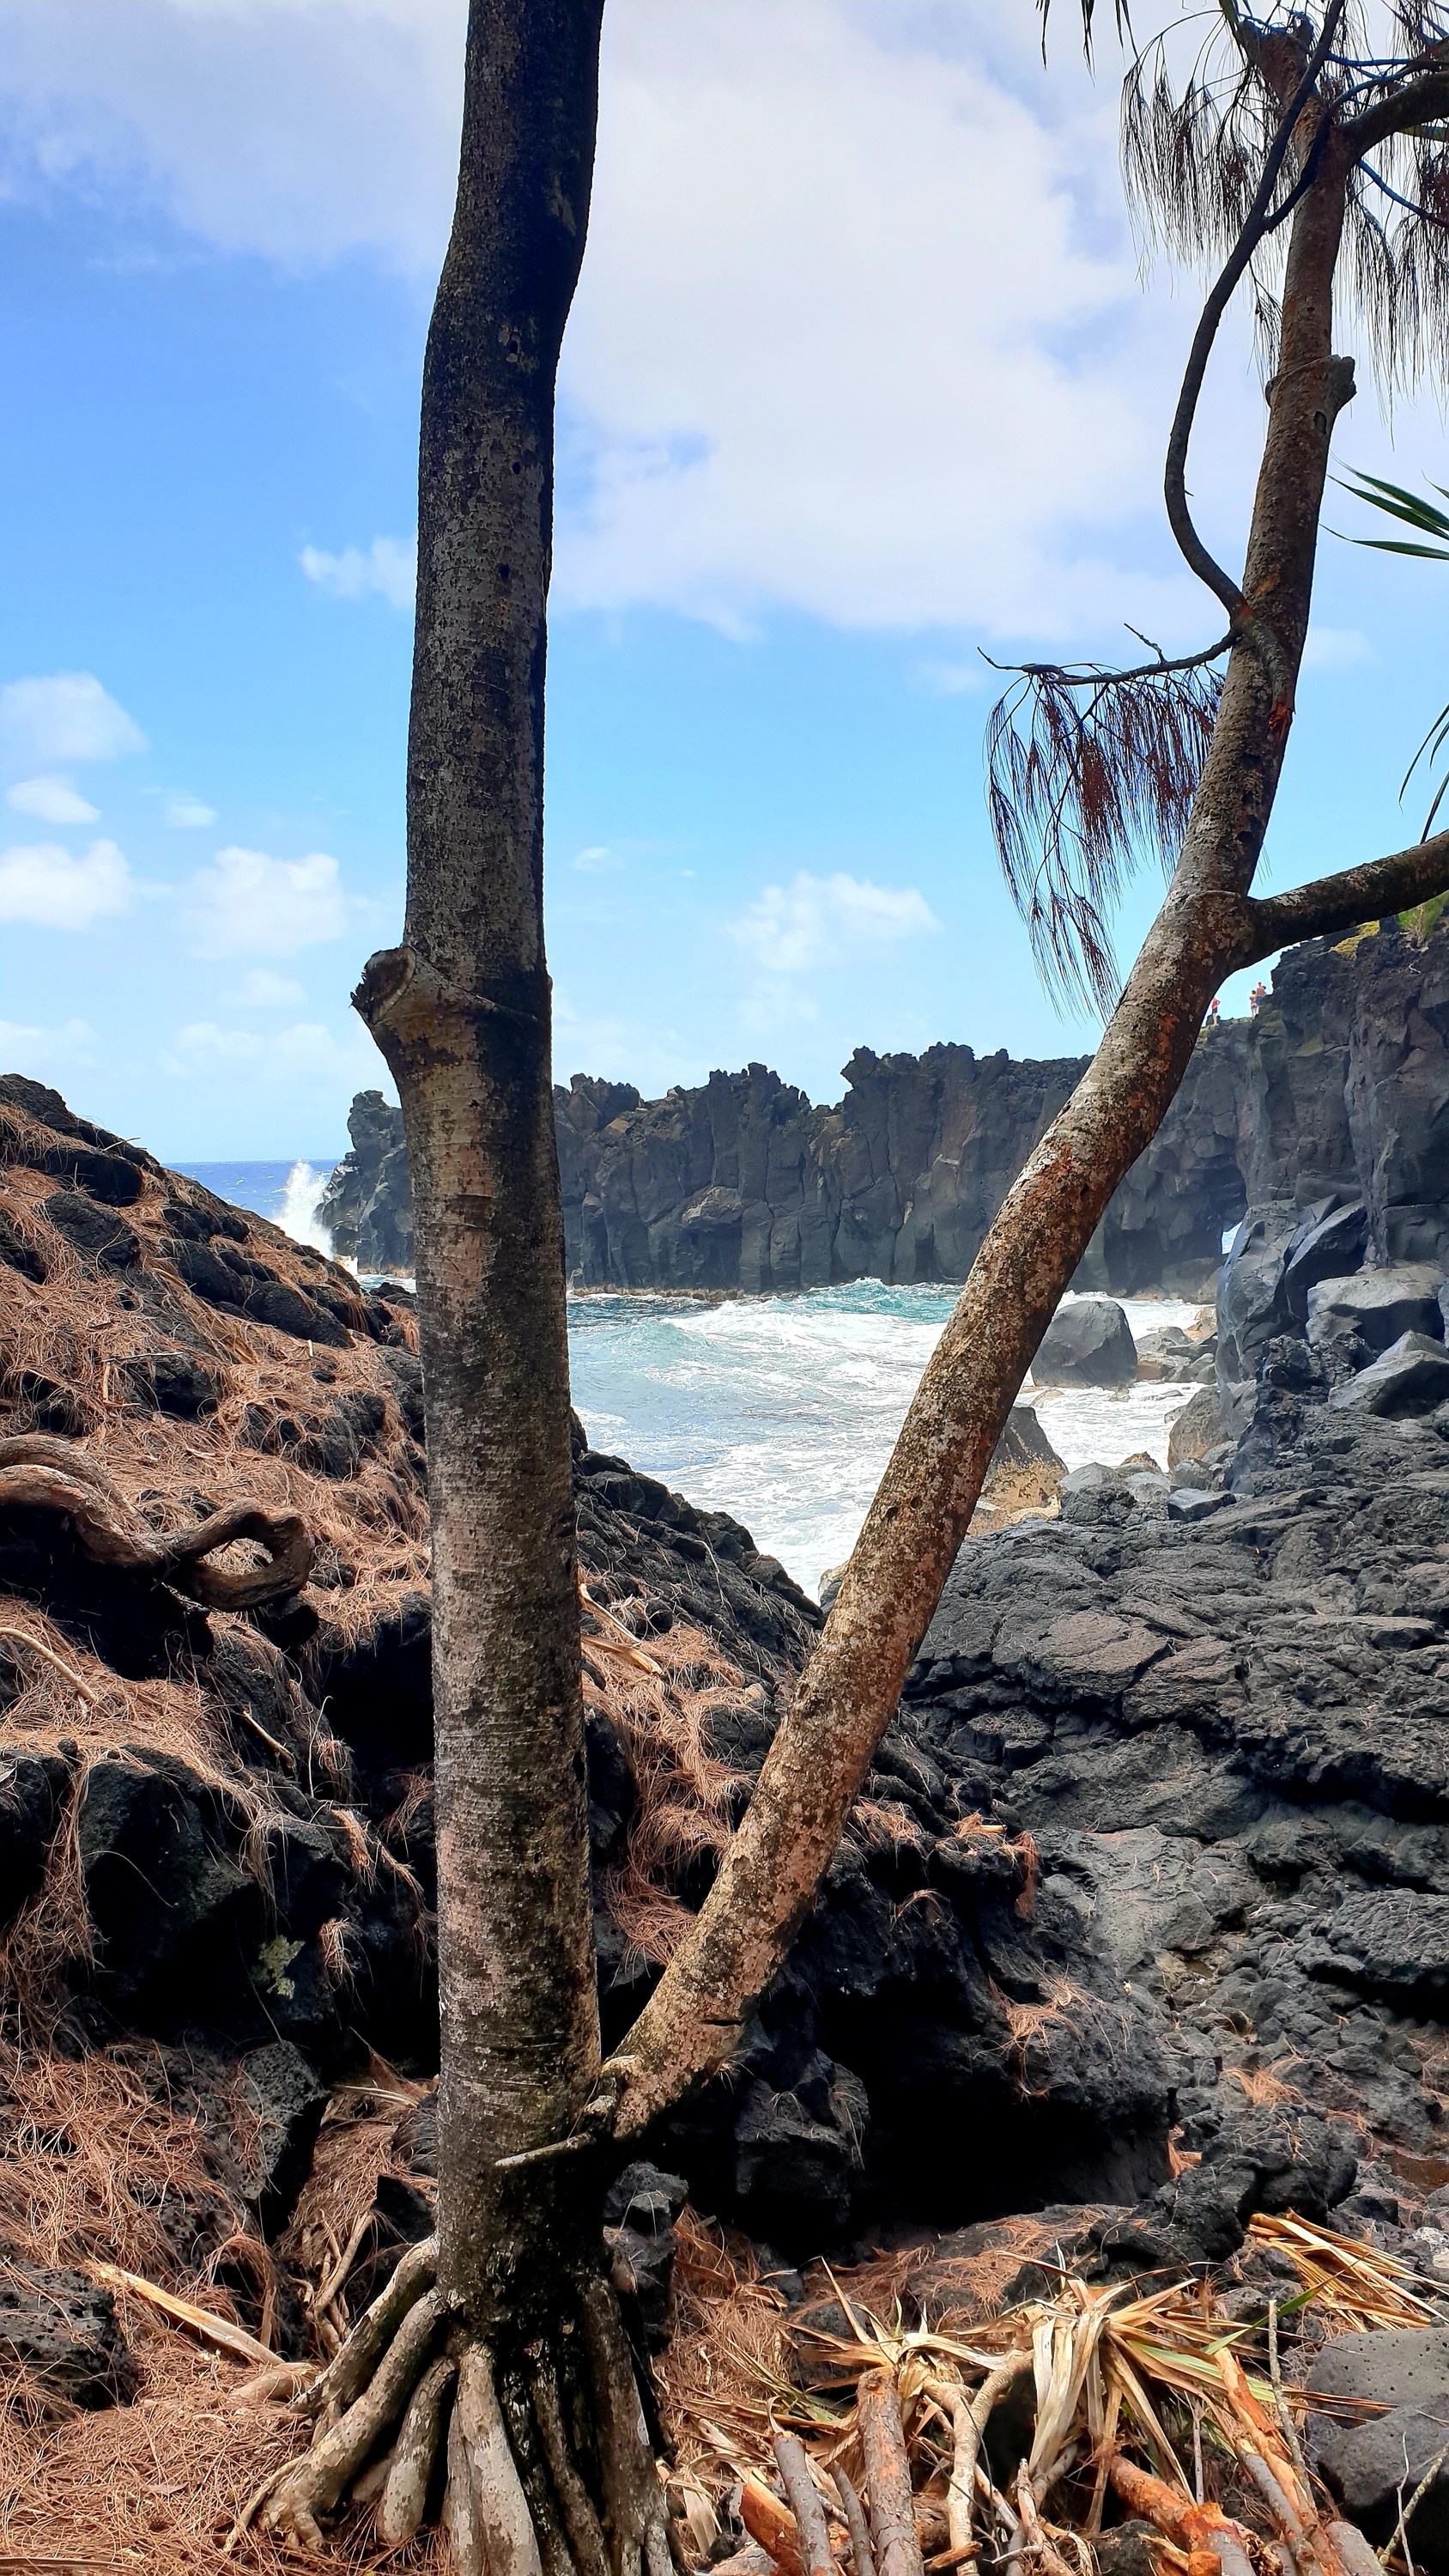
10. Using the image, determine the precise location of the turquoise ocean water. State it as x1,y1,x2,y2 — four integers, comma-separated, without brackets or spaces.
173,1163,1200,1598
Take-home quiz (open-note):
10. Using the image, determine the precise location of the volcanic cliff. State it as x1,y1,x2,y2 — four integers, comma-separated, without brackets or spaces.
321,914,1449,1302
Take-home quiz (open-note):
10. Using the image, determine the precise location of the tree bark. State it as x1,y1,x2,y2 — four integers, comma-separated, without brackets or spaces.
355,0,605,2336
612,88,1449,2138
268,3,688,2558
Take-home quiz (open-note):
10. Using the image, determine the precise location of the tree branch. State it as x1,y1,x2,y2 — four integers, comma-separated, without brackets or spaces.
1240,829,1449,957
1343,65,1449,157
1163,3,1346,623
988,631,1233,689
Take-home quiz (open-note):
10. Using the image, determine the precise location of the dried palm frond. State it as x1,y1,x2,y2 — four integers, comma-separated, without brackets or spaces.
671,2214,1443,2576
987,656,1223,1015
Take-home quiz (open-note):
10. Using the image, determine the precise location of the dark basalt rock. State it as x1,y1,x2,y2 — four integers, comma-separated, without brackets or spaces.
1034,1298,1137,1387
603,2162,688,2352
41,1187,140,1269
76,1749,259,2018
321,917,1449,1303
118,1348,226,1419
1307,1263,1446,1356
2,1369,97,1436
0,2255,136,2407
163,1234,350,1348
0,1207,45,1280
0,1751,70,1928
1328,1329,1449,1417
1309,2328,1449,2559
234,2041,328,2235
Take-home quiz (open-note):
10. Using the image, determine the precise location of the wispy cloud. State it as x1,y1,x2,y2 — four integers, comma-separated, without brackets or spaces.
0,1014,100,1072
1301,626,1373,671
0,672,146,767
184,845,348,957
165,791,217,828
6,774,100,823
573,844,626,872
733,870,937,975
224,968,306,1006
0,837,132,929
301,535,415,610
160,1014,382,1101
917,659,983,696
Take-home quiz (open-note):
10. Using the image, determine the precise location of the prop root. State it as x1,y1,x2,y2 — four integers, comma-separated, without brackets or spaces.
253,2238,673,2564
376,2353,457,2545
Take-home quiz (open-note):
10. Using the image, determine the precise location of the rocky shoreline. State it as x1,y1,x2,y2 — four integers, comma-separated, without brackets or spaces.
11,1065,1449,2557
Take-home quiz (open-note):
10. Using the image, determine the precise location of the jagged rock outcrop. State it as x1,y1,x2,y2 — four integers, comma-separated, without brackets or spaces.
322,1040,1249,1298
320,917,1449,1303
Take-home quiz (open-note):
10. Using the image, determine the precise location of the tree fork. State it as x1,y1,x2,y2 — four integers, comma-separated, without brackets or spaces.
609,39,1449,2142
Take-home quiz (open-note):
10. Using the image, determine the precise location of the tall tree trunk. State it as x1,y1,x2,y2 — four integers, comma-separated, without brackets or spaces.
263,9,675,2560
358,0,603,2347
611,120,1445,2138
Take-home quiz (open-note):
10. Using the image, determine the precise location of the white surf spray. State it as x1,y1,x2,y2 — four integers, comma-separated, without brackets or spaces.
276,1161,334,1255
567,1285,1206,1598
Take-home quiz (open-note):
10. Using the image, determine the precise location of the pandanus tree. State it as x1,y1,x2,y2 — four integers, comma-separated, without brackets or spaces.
266,0,1449,2557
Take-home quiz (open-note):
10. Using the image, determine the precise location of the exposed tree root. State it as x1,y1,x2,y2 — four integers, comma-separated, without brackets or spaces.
0,1431,313,1607
258,2229,678,2567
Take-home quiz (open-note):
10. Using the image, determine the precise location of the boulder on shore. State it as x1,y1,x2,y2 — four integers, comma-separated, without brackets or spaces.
1033,1298,1137,1387
1328,1328,1449,1417
1307,1262,1446,1356
1308,2328,1449,2558
1167,1383,1222,1467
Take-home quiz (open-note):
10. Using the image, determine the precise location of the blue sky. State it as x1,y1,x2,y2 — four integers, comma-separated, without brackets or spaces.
0,0,1445,1160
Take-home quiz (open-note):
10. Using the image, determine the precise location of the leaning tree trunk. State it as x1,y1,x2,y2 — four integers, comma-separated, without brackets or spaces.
609,94,1449,2139
264,5,673,2562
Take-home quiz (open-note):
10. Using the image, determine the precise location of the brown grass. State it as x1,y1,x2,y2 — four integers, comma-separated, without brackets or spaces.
0,1121,429,1668
0,2320,438,2571
584,1610,752,1971
0,2050,241,2290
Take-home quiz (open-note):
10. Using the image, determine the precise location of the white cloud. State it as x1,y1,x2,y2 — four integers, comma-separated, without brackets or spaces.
0,1015,100,1072
168,1020,264,1063
161,1012,383,1097
6,774,100,823
0,0,465,276
0,672,146,767
573,844,624,872
1301,626,1373,671
0,1,1409,657
226,968,306,1005
301,535,415,609
552,3,1213,641
733,871,937,976
184,845,348,956
165,791,217,828
0,3,1239,649
0,837,132,929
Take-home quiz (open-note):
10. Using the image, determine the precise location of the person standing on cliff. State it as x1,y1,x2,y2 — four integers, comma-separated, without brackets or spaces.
1206,997,1220,1029
1250,981,1267,1015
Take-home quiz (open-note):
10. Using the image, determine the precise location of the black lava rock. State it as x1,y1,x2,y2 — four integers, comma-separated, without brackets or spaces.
41,1188,140,1268
0,2256,136,2407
